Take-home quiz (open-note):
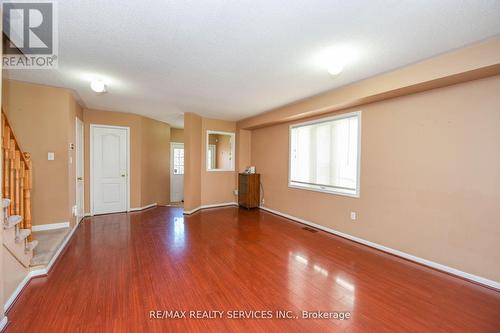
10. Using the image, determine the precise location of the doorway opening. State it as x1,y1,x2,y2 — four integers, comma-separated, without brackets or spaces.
170,142,184,204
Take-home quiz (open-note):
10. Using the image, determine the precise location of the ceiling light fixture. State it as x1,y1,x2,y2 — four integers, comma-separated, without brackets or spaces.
313,45,359,77
327,63,345,76
90,79,107,93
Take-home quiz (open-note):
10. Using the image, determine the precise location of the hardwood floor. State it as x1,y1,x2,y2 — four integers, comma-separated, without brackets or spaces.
5,206,500,332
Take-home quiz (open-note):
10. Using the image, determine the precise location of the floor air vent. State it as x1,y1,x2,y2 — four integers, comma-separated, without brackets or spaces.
302,227,318,233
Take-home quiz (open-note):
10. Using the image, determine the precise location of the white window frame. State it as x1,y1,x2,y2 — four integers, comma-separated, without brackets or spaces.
206,130,236,172
288,111,362,198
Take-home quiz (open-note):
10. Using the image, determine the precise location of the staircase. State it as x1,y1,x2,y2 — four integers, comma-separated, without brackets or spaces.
2,110,37,267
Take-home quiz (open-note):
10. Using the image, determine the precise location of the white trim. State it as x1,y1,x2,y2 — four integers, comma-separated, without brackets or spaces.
206,130,236,172
288,184,360,198
288,110,362,198
129,203,157,212
3,217,84,312
183,202,238,215
32,222,70,232
259,205,500,290
84,204,157,215
75,117,85,223
90,124,130,216
170,142,185,202
0,316,7,331
3,273,31,313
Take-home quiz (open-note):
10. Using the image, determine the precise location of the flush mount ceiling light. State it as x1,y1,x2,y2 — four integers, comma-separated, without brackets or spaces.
90,79,107,93
313,45,359,77
327,63,345,76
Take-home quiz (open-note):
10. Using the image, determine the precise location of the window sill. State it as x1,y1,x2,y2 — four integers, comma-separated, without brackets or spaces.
288,183,360,198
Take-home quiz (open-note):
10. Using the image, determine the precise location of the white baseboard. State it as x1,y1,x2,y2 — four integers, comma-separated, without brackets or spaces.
32,222,70,232
3,271,31,313
4,216,83,312
129,203,157,212
259,205,500,290
0,316,8,332
184,202,238,215
84,203,157,217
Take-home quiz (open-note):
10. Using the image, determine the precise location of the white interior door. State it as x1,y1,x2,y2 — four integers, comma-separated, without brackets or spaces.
91,125,129,215
170,143,184,202
75,118,84,221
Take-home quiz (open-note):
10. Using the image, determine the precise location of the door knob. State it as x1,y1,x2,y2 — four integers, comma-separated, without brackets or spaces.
77,177,83,181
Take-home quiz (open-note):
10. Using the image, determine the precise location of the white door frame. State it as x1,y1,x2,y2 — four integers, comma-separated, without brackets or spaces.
170,142,184,202
90,124,130,216
75,117,84,222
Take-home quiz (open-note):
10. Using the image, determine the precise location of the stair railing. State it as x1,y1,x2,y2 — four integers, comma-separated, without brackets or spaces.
2,110,33,242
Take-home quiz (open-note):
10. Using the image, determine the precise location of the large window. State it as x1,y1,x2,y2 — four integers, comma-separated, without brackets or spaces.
289,111,361,197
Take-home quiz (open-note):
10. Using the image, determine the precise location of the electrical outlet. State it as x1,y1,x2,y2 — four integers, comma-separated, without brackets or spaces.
350,211,357,221
233,189,238,196
261,198,265,205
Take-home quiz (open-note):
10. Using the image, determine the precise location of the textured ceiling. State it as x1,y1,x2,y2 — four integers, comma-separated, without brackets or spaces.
5,0,500,128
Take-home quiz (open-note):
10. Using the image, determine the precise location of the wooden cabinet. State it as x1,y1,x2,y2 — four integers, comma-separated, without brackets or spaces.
238,173,260,209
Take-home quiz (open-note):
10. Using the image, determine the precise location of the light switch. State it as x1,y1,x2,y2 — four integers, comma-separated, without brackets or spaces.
48,152,55,161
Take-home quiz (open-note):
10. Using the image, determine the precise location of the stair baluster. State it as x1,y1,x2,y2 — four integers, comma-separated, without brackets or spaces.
9,139,15,215
14,150,20,216
2,110,35,248
20,162,25,226
23,153,32,242
3,127,10,204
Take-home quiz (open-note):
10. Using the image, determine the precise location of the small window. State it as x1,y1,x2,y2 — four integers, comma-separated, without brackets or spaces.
173,148,184,175
206,131,235,171
289,111,361,197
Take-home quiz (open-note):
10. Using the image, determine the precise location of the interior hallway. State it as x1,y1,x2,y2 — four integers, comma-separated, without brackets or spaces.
4,207,500,332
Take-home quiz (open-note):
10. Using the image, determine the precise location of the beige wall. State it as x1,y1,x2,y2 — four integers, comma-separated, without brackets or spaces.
141,117,171,206
184,113,202,211
83,109,143,211
236,129,251,173
1,80,74,315
215,135,232,170
3,80,80,226
201,118,237,206
208,134,232,169
2,247,27,308
251,75,500,282
170,128,184,143
184,114,237,211
83,109,171,212
0,87,173,216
